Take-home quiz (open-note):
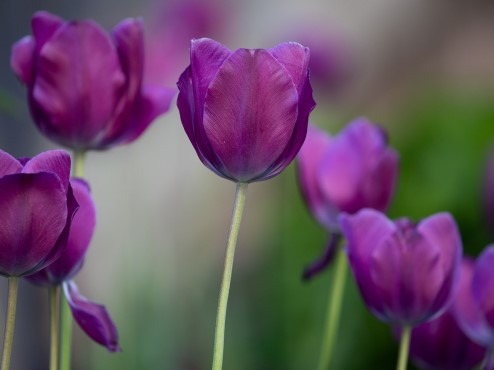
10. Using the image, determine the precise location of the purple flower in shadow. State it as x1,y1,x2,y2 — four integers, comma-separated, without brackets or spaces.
11,11,175,151
27,179,119,352
0,149,77,277
297,119,398,279
177,38,316,183
340,209,462,325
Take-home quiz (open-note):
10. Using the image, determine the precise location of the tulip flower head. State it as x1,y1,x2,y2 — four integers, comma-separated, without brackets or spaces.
11,11,176,151
177,38,316,183
26,179,119,352
340,209,462,325
0,149,77,277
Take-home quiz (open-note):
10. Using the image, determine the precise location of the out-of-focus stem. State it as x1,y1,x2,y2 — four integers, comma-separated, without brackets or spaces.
49,286,60,370
0,277,19,370
397,326,411,370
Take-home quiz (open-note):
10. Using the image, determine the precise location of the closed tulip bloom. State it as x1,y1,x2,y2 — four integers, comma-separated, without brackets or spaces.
0,149,77,277
11,11,175,150
26,179,119,352
177,38,316,182
340,209,462,325
454,247,494,351
408,309,485,370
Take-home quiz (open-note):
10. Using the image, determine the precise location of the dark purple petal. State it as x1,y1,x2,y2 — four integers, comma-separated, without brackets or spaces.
296,125,337,229
32,20,125,148
0,173,67,276
31,11,64,52
0,150,22,177
473,247,494,330
22,150,71,192
454,258,494,348
64,281,120,352
302,233,341,280
269,42,310,94
11,36,36,85
203,48,298,181
409,310,486,370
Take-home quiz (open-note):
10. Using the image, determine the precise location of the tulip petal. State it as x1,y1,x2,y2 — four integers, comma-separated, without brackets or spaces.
454,259,494,347
64,281,120,352
0,150,22,177
296,125,337,228
0,173,68,277
302,233,341,280
473,247,494,330
203,49,298,181
22,150,71,192
269,42,310,94
31,11,64,51
11,36,36,85
33,20,125,147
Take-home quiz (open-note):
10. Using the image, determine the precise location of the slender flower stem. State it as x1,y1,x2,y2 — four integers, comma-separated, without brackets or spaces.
49,286,60,370
397,326,411,370
317,243,348,370
212,182,248,370
60,150,86,370
1,277,19,370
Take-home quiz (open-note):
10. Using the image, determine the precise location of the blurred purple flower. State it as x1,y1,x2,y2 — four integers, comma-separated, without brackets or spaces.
177,38,316,183
11,11,175,151
144,0,234,86
297,119,398,279
26,179,119,352
454,247,494,351
0,149,77,277
340,209,462,325
408,305,485,370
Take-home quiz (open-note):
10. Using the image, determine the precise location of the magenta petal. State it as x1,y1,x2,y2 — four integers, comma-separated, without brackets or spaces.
31,11,64,51
297,125,337,228
269,42,310,93
0,150,22,177
11,36,36,85
0,173,68,277
203,49,298,181
473,247,494,330
22,150,71,192
33,20,125,147
64,281,120,352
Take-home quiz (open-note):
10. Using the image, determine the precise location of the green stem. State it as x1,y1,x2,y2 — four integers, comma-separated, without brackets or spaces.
0,277,19,370
317,244,348,370
212,182,248,370
397,326,411,370
73,150,86,178
49,286,60,370
59,295,72,370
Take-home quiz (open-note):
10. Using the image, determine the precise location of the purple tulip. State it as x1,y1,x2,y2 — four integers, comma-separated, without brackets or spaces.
177,38,316,182
0,149,77,277
26,179,119,352
297,120,398,278
408,308,485,370
454,247,494,350
11,11,175,151
340,209,462,325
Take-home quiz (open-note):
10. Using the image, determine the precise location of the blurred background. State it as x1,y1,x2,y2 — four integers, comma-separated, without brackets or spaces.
1,0,494,369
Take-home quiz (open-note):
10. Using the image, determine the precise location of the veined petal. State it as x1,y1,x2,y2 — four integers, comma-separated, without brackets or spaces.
22,150,71,192
32,20,125,147
64,281,120,352
11,36,36,85
203,48,298,181
0,150,22,177
0,173,67,277
269,42,310,94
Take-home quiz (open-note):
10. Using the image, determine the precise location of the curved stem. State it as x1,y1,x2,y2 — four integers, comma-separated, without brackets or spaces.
397,326,411,370
49,286,60,370
1,277,19,370
59,293,72,370
317,244,348,370
73,150,86,178
212,182,248,370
